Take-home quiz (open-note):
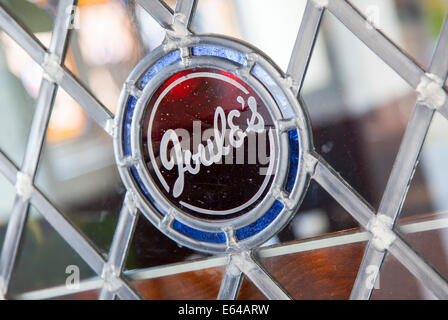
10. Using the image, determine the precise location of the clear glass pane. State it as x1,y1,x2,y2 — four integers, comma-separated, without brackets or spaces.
132,265,224,300
0,174,15,249
0,32,36,168
66,0,144,114
125,213,208,271
396,210,448,284
8,206,96,296
371,251,437,300
402,113,448,218
34,88,120,255
261,235,367,299
2,0,53,34
277,180,361,243
396,110,448,284
238,277,267,300
302,11,416,211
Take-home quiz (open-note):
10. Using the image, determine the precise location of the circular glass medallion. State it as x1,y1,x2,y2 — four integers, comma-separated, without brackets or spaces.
144,67,276,220
114,36,312,253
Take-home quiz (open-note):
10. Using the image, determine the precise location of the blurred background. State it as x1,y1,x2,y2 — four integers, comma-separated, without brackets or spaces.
0,0,448,299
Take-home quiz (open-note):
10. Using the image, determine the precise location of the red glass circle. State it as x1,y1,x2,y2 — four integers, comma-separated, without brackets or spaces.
142,68,277,220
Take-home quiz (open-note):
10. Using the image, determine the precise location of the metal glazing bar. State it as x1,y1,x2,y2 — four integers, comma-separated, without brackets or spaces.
0,152,17,183
0,2,113,134
33,193,140,300
0,199,28,298
99,195,139,300
49,0,78,58
0,150,105,276
217,262,243,300
389,236,448,299
379,10,448,222
0,4,46,65
231,252,291,300
22,0,74,176
311,157,448,300
116,279,142,300
129,0,148,56
378,104,434,221
105,201,138,272
135,0,174,30
7,83,60,288
350,105,435,300
33,173,139,300
31,190,105,276
287,0,324,95
174,0,197,30
349,241,384,300
326,0,425,89
312,158,373,229
438,100,448,120
432,15,448,120
21,80,58,175
59,68,114,132
429,15,448,81
0,0,76,297
1,154,142,302
351,13,448,300
12,214,448,300
99,288,115,300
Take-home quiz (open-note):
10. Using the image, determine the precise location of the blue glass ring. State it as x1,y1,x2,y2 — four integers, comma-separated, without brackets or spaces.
113,36,312,254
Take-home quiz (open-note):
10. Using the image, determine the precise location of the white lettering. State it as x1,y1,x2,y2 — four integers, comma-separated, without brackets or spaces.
158,96,273,198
